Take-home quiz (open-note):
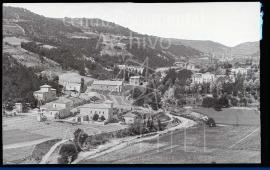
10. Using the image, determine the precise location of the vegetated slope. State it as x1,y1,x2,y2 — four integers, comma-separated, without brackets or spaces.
3,6,206,73
2,53,41,105
169,38,260,58
3,6,82,42
169,38,229,57
231,41,260,57
65,17,205,63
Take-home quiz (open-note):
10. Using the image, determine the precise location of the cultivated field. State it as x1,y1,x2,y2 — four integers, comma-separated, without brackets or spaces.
2,113,127,163
192,107,260,126
80,124,260,164
80,107,260,164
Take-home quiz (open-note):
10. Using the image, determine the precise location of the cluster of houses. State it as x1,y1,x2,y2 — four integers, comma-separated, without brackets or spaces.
32,60,257,125
33,74,143,123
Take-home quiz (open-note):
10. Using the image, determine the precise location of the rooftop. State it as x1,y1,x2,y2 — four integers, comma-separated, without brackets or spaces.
41,103,67,111
130,76,140,79
40,84,52,88
52,98,73,104
79,102,112,109
123,112,138,118
92,80,123,86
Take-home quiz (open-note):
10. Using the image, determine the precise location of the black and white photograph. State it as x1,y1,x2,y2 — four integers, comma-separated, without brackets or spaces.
2,2,261,164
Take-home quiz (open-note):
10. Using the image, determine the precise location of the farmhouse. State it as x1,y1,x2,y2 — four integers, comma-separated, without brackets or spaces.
91,80,123,92
33,84,56,103
78,100,114,121
129,76,141,86
192,72,215,84
40,98,73,120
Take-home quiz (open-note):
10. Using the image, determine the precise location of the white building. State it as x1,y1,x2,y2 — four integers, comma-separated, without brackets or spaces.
192,72,215,84
231,68,248,75
33,84,57,103
117,65,144,74
64,82,81,92
78,100,114,121
91,80,123,92
40,98,73,120
15,103,23,113
129,76,141,86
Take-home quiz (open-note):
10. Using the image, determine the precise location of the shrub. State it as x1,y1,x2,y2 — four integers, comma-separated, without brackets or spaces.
206,117,216,127
92,113,99,121
202,97,216,108
83,134,109,149
230,97,239,106
58,143,78,164
73,129,88,152
218,96,229,108
100,115,106,121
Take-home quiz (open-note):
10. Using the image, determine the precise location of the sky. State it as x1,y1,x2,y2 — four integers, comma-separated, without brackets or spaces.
4,3,262,47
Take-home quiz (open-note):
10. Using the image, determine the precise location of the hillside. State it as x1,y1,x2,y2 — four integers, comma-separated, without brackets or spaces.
2,53,41,106
3,6,82,39
65,17,204,62
3,5,260,78
231,41,260,57
168,39,229,57
168,38,260,58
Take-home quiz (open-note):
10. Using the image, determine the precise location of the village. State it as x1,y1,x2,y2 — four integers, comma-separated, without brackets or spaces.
3,54,260,164
2,3,261,164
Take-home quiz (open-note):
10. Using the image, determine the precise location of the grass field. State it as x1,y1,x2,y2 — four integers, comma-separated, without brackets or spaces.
192,107,260,126
3,145,35,164
80,124,260,164
3,129,47,145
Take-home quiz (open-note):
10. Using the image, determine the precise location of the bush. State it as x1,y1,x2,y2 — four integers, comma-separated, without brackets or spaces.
206,117,216,127
83,134,109,149
202,97,216,108
105,117,119,124
58,143,78,164
100,115,106,121
92,113,99,121
218,96,229,108
230,97,239,106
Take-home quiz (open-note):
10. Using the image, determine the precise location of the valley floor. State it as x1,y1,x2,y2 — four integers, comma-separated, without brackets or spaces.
79,124,260,164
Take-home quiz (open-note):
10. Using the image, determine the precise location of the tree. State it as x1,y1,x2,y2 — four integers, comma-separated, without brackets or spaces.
206,118,216,127
202,97,216,108
218,96,229,108
92,113,99,121
58,143,78,164
100,115,106,121
212,85,218,99
80,78,85,93
131,87,144,106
